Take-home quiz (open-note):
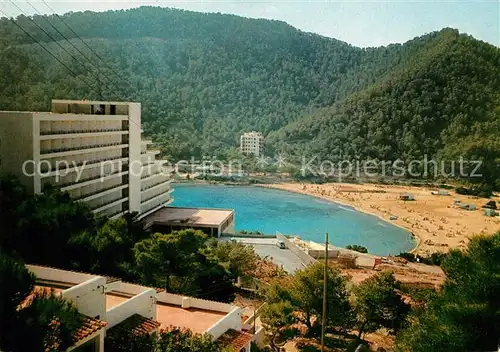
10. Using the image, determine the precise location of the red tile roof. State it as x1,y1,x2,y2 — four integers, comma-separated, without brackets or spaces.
217,329,254,351
20,287,106,346
74,317,107,343
107,314,160,338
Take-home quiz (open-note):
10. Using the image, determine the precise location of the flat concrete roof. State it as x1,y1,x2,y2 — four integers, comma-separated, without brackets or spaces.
156,302,226,334
52,99,137,106
143,206,234,228
106,293,129,310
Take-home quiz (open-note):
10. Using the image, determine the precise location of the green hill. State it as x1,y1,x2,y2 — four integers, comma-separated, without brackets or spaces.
0,7,436,155
0,7,498,187
268,29,500,188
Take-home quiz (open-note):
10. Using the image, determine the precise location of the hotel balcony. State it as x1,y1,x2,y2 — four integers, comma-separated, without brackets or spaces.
39,117,128,134
141,185,173,204
140,153,161,166
40,157,128,176
140,162,173,179
139,192,173,217
141,178,172,202
40,143,128,159
76,184,128,203
141,149,161,156
39,130,128,139
92,197,129,215
141,177,172,194
141,172,172,185
60,171,128,192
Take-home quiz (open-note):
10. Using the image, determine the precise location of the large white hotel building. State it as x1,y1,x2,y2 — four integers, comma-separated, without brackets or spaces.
0,99,173,219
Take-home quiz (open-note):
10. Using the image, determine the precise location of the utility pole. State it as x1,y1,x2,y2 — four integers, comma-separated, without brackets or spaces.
320,232,329,351
253,288,256,333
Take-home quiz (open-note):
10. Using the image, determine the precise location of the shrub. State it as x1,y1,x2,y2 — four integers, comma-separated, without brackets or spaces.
337,255,357,269
483,200,497,210
397,252,447,266
397,252,416,262
345,244,368,253
456,185,493,198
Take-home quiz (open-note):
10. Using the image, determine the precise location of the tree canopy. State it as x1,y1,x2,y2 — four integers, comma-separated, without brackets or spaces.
0,253,83,352
0,9,497,187
105,327,228,352
0,175,252,303
396,232,500,351
264,261,352,336
353,271,410,338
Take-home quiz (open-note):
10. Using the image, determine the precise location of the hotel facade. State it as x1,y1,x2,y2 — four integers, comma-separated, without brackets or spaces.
240,131,264,157
0,99,173,218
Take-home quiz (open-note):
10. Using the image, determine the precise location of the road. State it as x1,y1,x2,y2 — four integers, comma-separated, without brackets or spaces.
220,236,307,273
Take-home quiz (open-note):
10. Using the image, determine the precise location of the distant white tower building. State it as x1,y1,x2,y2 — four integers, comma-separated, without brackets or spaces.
240,131,264,157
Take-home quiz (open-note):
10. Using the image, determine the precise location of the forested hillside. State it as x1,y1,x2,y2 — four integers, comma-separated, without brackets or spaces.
269,30,500,188
0,7,369,157
0,7,498,186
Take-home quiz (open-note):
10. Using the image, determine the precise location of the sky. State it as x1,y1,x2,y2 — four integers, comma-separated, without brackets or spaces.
0,0,498,48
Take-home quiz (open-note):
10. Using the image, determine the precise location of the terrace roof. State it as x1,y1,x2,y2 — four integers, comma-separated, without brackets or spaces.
155,302,226,334
143,206,234,228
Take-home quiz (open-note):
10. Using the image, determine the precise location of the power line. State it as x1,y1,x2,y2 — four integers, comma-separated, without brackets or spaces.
40,0,123,79
3,3,143,129
0,8,103,101
37,1,187,114
36,0,138,104
8,0,116,100
29,1,179,125
25,0,125,98
167,273,238,299
180,280,236,298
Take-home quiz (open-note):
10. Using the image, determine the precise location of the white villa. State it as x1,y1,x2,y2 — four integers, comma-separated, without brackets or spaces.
27,264,263,351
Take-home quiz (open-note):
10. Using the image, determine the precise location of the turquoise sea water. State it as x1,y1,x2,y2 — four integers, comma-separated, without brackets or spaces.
171,183,416,256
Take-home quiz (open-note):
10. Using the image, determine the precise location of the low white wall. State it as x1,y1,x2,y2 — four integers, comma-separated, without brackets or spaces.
308,248,340,259
62,276,107,319
27,265,97,285
243,303,267,325
253,326,266,348
222,219,235,234
108,281,151,295
155,292,234,313
221,233,276,239
206,307,242,340
276,232,316,266
189,297,234,313
155,291,183,306
355,256,376,268
106,289,156,329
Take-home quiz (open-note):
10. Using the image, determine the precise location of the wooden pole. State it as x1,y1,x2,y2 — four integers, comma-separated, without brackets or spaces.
320,232,329,351
253,290,256,333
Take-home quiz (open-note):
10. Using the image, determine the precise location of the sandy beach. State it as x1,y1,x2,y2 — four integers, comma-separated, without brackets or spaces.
260,183,500,255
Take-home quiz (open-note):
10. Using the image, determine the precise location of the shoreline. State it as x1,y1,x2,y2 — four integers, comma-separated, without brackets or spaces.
256,184,420,253
172,180,499,255
257,183,499,255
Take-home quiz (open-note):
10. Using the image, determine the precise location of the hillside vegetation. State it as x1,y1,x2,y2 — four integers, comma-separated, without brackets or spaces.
0,7,498,186
269,30,500,188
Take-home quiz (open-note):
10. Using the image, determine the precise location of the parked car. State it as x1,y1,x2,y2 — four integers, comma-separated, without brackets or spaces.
276,241,286,249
